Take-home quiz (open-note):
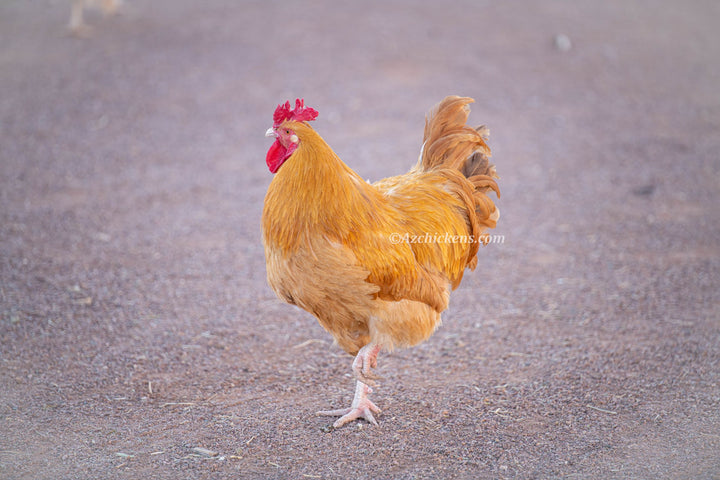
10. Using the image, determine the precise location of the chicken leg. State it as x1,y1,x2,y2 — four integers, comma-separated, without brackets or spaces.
317,343,382,428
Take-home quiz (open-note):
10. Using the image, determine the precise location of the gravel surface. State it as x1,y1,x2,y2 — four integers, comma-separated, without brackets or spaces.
1,1,719,479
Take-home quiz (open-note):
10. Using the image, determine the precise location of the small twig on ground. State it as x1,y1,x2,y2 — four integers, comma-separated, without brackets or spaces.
490,408,511,418
293,338,326,349
586,404,617,415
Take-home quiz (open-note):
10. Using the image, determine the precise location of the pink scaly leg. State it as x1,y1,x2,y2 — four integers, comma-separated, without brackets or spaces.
317,343,383,428
351,343,381,386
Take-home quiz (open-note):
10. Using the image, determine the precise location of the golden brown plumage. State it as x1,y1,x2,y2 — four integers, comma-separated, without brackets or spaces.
262,96,499,428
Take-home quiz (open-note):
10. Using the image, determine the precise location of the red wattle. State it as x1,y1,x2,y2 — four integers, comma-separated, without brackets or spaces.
266,139,287,173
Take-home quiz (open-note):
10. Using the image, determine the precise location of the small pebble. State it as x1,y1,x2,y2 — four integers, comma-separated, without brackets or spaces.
192,447,218,457
554,34,572,52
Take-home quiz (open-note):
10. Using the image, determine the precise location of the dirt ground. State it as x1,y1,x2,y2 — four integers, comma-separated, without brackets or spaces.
1,1,719,479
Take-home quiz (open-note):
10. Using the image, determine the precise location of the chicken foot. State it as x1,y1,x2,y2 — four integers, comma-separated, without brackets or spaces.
317,343,383,428
317,379,382,428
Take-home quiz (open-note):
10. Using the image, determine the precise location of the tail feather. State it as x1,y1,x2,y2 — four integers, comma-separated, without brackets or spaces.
419,96,501,261
420,96,492,171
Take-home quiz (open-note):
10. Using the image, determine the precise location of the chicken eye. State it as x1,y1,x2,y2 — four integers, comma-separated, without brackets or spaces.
285,129,290,134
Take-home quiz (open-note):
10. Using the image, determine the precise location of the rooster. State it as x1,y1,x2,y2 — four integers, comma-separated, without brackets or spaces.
262,96,500,429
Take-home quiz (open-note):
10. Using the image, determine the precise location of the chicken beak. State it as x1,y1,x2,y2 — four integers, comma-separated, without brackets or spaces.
265,127,278,138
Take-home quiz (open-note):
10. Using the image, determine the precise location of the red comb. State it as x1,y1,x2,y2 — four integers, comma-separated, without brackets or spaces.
273,99,319,127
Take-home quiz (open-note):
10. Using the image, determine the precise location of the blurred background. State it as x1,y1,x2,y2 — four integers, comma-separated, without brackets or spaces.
1,1,718,478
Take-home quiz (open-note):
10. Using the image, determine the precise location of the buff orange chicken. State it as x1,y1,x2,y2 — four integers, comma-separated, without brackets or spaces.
262,96,500,429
